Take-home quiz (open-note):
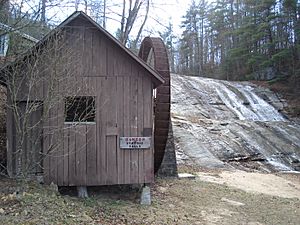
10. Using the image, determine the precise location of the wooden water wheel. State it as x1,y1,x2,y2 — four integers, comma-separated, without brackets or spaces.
138,37,171,173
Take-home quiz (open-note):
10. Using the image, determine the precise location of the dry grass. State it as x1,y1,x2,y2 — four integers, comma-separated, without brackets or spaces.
0,172,299,225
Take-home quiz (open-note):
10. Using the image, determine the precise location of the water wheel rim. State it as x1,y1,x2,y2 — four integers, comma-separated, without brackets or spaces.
139,37,171,173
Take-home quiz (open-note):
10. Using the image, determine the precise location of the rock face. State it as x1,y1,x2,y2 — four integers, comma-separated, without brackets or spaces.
172,74,300,172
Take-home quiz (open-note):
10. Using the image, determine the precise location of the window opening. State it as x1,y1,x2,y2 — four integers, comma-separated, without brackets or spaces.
65,96,95,123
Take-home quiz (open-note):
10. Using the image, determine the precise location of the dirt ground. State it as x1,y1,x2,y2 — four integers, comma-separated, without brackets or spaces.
0,167,299,225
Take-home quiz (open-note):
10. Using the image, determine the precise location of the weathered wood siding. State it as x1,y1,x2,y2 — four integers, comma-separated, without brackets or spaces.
42,17,155,186
6,97,43,177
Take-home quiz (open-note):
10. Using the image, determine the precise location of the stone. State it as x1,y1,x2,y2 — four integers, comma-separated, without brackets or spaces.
49,182,58,192
77,186,88,198
221,198,245,206
36,175,44,184
178,173,196,180
140,186,151,205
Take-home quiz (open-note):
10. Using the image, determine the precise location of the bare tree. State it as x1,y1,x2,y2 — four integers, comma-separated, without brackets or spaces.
2,29,96,179
118,0,150,46
73,0,106,27
0,0,10,23
131,0,149,50
40,0,46,23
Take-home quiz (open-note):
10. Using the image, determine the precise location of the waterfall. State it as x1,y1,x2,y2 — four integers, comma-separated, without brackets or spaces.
171,74,300,172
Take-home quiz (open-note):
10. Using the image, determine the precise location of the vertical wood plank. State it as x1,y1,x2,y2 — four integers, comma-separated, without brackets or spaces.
26,106,33,174
123,76,131,184
99,77,107,184
100,35,107,76
84,27,92,77
117,76,124,183
143,77,154,183
92,30,98,76
68,127,76,186
130,75,139,184
106,77,118,185
106,135,117,185
6,93,14,177
86,125,97,185
30,106,43,175
56,100,64,186
75,125,87,186
20,103,27,176
43,106,50,184
77,27,85,77
113,48,122,76
138,76,145,183
96,77,102,184
93,31,106,76
63,125,69,186
49,104,58,184
106,44,115,76
85,77,97,185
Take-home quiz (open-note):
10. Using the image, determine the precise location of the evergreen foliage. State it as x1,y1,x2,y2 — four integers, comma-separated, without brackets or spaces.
177,0,300,90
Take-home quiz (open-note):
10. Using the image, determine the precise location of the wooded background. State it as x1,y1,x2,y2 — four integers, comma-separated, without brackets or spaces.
1,0,299,93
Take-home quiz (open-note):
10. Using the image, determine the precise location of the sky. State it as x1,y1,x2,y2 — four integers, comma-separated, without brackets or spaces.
12,0,192,38
70,0,191,37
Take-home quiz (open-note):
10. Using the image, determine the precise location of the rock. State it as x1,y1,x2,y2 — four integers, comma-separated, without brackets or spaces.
221,198,245,206
23,210,28,216
77,186,88,198
0,208,4,214
36,175,44,184
220,122,229,126
49,182,58,192
8,193,17,200
178,173,196,180
158,187,167,193
171,73,300,173
140,186,151,205
82,213,93,221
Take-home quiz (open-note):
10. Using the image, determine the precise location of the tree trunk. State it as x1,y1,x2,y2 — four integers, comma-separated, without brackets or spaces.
41,0,46,24
132,0,149,50
103,0,106,28
0,0,10,23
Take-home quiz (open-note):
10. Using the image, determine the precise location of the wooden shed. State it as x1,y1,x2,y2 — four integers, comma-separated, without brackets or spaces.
3,11,165,187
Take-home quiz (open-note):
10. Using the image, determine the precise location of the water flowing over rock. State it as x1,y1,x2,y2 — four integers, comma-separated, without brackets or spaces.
171,74,300,172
